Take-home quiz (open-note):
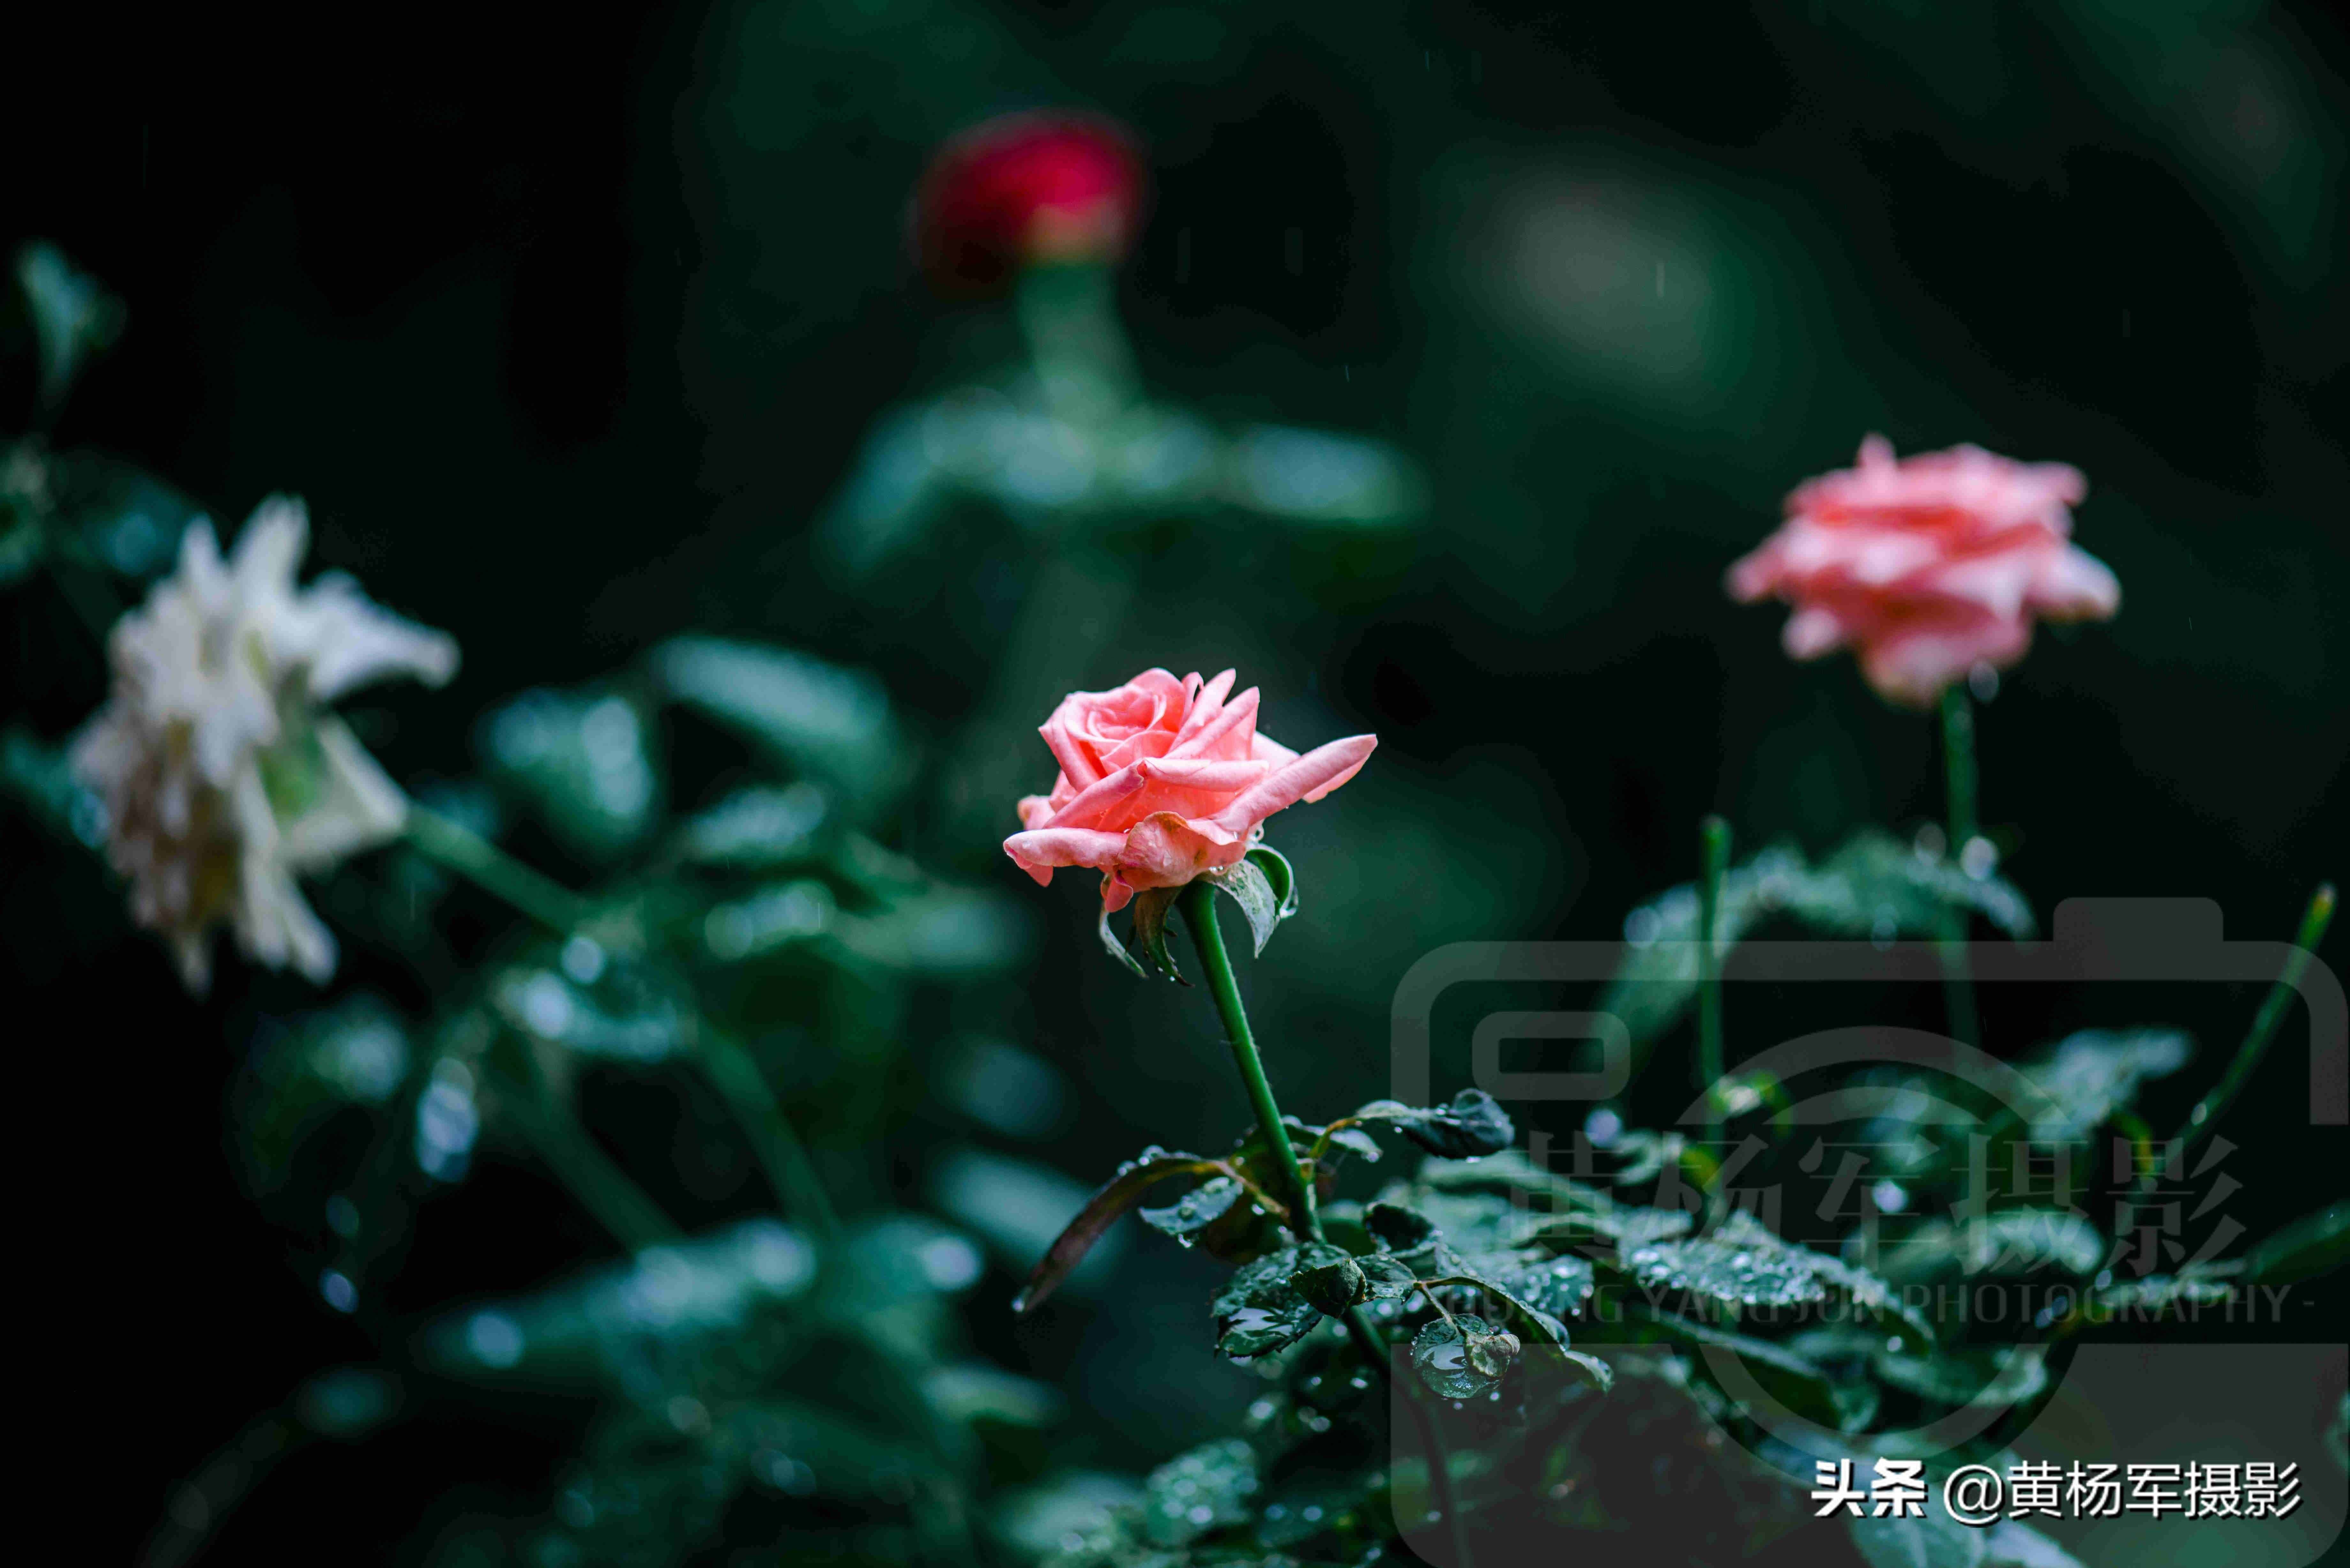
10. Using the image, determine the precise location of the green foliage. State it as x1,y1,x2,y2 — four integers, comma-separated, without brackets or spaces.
2011,1028,2192,1141
1601,830,2035,1044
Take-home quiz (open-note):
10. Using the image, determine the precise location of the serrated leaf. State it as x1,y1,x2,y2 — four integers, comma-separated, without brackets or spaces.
1212,1247,1320,1358
1202,856,1284,956
1017,1148,1243,1313
2013,1029,2193,1140
2247,1199,2350,1285
1357,1254,1422,1300
1290,1241,1370,1315
1140,1438,1259,1548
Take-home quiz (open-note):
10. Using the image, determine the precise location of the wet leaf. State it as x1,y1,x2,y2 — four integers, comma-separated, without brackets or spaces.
1140,1438,1259,1548
2013,1029,2193,1140
1202,855,1285,955
1363,1201,1437,1254
1141,1175,1247,1243
1874,1210,2104,1283
1348,1090,1514,1160
1015,1148,1239,1314
2095,1265,2240,1313
1410,1314,1509,1400
1628,1309,1848,1430
1600,832,2035,1043
1847,1510,1989,1568
1125,885,1185,981
1871,1345,2047,1407
1245,845,1298,920
1212,1247,1320,1358
1289,1242,1368,1316
1618,1210,1828,1309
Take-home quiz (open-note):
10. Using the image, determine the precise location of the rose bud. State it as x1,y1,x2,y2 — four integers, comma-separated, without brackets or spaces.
1004,667,1375,913
1728,435,2120,707
912,110,1146,298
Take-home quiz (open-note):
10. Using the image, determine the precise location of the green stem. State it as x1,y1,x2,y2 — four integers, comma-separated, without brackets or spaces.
1176,881,1321,1241
1937,685,1981,1049
404,804,590,935
1696,815,1731,1154
1174,881,1473,1568
2168,883,2336,1171
504,1061,682,1251
699,1028,840,1244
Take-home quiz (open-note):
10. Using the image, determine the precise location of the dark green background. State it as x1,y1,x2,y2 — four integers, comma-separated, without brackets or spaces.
9,1,2347,1560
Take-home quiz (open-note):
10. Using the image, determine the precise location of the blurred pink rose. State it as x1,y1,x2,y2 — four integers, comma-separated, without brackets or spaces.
1728,435,2120,706
1005,668,1375,911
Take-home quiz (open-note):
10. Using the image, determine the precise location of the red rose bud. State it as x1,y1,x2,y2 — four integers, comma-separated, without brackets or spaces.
914,111,1145,297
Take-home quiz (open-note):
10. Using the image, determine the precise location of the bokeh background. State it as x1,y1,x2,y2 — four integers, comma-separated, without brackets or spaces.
10,1,2349,1560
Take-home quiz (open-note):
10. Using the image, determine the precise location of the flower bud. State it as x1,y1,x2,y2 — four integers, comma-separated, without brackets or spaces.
913,111,1145,298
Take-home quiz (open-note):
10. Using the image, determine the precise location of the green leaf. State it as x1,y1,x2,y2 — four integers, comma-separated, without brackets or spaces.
1212,1247,1320,1358
1807,1250,1937,1344
15,241,125,410
1245,844,1299,919
478,687,662,860
1139,1438,1260,1548
1348,1089,1514,1160
1364,1201,1438,1253
1289,1241,1370,1316
674,783,827,866
1202,856,1284,956
1225,424,1427,527
1871,1345,2047,1407
1628,1308,1850,1430
1015,1148,1237,1314
831,884,1034,975
1618,1210,1829,1309
1128,885,1186,981
652,636,905,806
1874,1210,2105,1283
1098,899,1148,979
1141,1176,1247,1244
491,957,688,1063
2013,1029,2193,1140
2247,1199,2350,1285
1411,1314,1513,1400
1983,1521,2085,1568
1600,831,2035,1044
1847,1510,1989,1568
0,726,102,845
419,1217,817,1383
2095,1265,2240,1313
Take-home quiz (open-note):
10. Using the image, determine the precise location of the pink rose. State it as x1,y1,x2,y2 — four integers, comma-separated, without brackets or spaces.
1005,668,1376,912
1728,435,2121,706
